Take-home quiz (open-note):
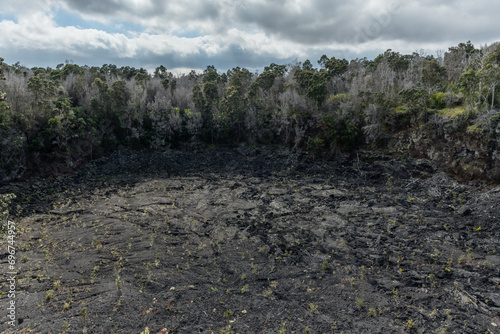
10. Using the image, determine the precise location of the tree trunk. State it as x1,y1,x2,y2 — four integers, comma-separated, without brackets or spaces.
478,80,482,106
492,84,496,110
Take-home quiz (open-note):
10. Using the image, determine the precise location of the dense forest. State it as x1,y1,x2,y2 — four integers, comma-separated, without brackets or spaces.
1,41,500,181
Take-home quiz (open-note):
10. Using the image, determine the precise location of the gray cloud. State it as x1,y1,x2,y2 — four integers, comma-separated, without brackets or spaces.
62,0,127,15
1,28,291,73
373,2,500,50
56,0,500,47
235,0,364,44
61,0,223,30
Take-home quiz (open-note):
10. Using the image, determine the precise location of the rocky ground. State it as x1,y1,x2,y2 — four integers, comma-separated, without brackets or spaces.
1,146,500,334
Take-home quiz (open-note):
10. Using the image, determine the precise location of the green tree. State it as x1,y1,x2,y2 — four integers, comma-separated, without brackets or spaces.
90,77,110,114
108,80,127,112
191,66,223,142
219,85,247,142
192,83,205,111
253,63,286,91
449,41,477,65
134,70,150,86
302,59,314,71
155,65,176,92
444,41,479,82
154,65,168,79
61,63,84,80
0,57,7,111
0,57,10,125
372,50,412,72
323,57,349,77
421,58,447,91
458,68,478,105
318,55,329,68
202,65,221,105
108,80,136,142
226,67,253,94
295,58,332,106
306,72,328,106
27,72,57,109
0,57,27,178
294,67,315,91
100,64,118,77
477,45,500,109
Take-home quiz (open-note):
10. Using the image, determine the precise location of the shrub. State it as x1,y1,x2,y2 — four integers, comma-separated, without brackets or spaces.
306,136,325,157
0,128,26,180
429,91,446,109
0,193,16,232
444,91,464,107
316,114,362,152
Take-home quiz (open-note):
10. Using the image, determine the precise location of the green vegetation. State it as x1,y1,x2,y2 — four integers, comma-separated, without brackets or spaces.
0,192,15,232
0,41,499,179
436,106,468,118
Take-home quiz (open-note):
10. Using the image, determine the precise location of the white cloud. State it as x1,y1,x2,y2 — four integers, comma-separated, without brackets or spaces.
0,0,499,72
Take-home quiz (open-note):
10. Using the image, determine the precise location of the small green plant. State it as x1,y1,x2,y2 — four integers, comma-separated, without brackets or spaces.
405,319,415,330
223,309,233,320
368,308,377,316
115,276,122,290
80,306,87,319
115,295,124,308
279,321,287,334
355,297,365,308
386,176,394,190
322,261,331,271
93,239,102,250
62,320,70,333
482,260,493,269
241,284,249,294
263,289,273,298
436,325,448,334
220,325,232,334
350,277,356,286
46,289,55,301
309,303,318,313
115,267,122,291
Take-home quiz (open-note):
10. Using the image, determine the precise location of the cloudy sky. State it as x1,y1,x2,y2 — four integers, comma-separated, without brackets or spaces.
1,0,499,74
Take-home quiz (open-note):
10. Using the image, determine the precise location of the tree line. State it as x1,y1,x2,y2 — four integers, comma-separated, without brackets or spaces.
1,41,500,180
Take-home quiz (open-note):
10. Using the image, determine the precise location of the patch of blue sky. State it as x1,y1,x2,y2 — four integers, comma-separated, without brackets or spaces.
176,29,204,38
53,9,144,35
0,13,17,22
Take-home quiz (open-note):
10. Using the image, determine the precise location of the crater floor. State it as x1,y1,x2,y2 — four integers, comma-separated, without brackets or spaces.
2,147,500,333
